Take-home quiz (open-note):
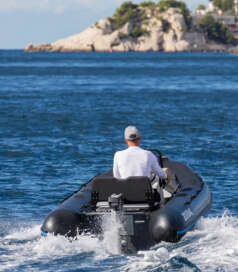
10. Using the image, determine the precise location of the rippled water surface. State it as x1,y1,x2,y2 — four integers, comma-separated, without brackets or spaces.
0,50,238,271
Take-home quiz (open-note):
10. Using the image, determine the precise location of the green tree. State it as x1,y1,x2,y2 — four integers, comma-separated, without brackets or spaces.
213,0,234,12
109,1,150,39
197,4,206,10
110,2,138,29
130,26,149,38
140,1,156,8
116,2,137,15
198,14,235,44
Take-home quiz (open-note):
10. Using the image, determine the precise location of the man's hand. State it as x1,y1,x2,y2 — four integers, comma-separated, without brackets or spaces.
163,168,171,183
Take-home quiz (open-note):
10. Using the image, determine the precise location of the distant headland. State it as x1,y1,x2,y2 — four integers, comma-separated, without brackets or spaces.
25,0,238,53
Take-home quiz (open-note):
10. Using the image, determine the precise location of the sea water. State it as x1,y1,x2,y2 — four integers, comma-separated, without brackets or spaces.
0,50,238,271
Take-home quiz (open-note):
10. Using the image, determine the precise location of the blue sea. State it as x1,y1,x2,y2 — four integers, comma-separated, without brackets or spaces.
0,50,238,271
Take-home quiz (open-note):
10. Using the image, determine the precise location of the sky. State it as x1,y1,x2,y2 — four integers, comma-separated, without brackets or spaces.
0,0,209,49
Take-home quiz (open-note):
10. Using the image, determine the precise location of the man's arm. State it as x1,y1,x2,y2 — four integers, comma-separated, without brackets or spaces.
150,152,167,180
113,152,120,179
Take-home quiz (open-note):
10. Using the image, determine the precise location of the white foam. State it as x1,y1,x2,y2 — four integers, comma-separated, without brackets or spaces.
121,245,170,272
4,224,40,240
184,210,238,270
101,210,123,255
2,212,238,271
0,223,108,271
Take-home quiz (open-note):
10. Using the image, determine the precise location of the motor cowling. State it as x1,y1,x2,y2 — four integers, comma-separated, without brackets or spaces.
108,193,123,211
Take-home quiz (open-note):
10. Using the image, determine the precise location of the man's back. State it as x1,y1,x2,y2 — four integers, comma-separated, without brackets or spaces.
113,146,166,179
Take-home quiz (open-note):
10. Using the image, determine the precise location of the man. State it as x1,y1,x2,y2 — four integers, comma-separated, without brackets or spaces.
113,126,170,182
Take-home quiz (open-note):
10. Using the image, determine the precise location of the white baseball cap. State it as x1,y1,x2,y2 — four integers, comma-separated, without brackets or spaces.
124,126,141,141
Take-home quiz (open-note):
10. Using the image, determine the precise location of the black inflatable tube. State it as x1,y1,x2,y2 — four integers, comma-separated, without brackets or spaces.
41,159,212,249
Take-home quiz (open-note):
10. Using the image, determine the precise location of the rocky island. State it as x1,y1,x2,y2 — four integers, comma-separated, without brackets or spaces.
25,0,238,52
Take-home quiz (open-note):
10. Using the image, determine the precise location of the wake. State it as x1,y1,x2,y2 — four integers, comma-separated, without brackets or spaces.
1,211,238,271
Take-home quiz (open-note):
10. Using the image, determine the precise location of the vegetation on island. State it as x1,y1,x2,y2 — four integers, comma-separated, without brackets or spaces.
195,0,236,45
110,2,140,30
109,0,192,39
107,0,236,45
198,14,236,44
109,1,149,39
196,4,206,11
139,1,156,8
26,0,238,52
213,0,234,13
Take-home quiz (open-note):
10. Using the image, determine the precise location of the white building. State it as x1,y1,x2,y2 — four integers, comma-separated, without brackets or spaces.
235,0,238,16
207,0,238,16
207,0,216,12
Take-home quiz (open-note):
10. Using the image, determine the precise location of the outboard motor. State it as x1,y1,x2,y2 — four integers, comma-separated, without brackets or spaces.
107,193,136,253
91,176,155,253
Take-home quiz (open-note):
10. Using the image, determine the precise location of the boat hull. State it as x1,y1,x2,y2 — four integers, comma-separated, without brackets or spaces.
41,158,212,252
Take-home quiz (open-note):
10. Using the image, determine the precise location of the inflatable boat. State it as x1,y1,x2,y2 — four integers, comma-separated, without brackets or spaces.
41,150,212,253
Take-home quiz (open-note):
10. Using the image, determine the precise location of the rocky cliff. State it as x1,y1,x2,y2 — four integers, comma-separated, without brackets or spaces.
25,6,234,52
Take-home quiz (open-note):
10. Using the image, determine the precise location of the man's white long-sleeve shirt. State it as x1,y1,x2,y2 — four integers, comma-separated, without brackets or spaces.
113,146,167,180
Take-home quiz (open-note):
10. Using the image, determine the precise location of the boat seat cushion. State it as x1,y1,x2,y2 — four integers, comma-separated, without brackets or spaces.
91,176,153,203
